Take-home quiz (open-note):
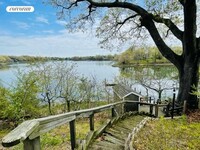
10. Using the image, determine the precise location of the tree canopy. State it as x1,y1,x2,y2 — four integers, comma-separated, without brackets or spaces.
47,0,200,109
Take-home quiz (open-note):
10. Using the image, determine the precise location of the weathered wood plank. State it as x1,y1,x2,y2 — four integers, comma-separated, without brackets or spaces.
83,131,95,150
2,120,39,147
29,115,76,139
103,133,124,146
94,120,111,138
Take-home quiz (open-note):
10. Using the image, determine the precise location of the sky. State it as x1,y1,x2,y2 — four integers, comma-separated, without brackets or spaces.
0,0,119,57
1,0,196,58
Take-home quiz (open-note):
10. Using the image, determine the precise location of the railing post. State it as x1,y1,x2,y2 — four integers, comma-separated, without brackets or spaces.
171,84,176,119
149,105,153,115
155,104,159,117
89,113,94,131
23,136,41,150
69,120,76,150
111,107,116,118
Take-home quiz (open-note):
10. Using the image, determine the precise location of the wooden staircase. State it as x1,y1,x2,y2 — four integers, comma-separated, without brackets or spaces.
88,115,144,150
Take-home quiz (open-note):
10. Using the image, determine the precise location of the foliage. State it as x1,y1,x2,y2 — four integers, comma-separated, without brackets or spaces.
68,54,115,61
115,46,182,65
0,87,10,119
0,69,41,121
0,55,65,64
0,56,13,63
133,116,200,150
8,70,40,120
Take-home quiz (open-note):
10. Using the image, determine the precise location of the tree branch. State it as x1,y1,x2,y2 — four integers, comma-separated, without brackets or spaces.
54,0,183,67
139,15,183,68
117,14,139,25
151,14,183,41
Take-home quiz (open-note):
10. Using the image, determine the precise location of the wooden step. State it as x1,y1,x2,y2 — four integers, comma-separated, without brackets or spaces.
88,115,145,150
90,140,124,150
102,133,124,146
104,130,126,141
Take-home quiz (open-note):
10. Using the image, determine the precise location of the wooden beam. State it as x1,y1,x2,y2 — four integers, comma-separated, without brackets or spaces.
149,105,153,115
111,107,116,118
155,104,159,117
69,120,76,150
89,113,94,131
23,136,40,150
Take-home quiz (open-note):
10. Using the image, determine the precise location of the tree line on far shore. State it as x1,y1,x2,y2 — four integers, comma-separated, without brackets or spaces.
114,46,182,66
0,46,182,67
0,55,116,65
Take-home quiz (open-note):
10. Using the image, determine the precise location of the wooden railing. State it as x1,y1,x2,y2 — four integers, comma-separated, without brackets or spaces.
1,101,167,150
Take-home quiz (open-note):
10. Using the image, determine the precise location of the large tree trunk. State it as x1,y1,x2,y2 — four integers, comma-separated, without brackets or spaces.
177,56,199,109
177,0,199,109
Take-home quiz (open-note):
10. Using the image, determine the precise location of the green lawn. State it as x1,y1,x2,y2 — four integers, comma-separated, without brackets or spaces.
133,116,200,150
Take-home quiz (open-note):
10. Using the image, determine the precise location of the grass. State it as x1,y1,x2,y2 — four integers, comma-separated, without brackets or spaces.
133,116,200,150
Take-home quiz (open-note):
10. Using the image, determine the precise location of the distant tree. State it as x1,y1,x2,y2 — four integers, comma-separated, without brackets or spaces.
134,66,178,101
34,63,60,115
47,0,200,109
55,62,79,112
78,76,97,108
118,65,178,101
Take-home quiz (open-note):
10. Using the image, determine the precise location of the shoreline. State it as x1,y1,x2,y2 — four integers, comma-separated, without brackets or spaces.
112,62,173,67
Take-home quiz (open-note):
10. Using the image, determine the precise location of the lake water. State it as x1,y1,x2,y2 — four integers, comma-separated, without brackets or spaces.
0,61,177,100
0,61,119,87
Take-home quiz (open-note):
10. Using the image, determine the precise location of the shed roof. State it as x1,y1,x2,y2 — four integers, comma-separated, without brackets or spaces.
113,84,143,99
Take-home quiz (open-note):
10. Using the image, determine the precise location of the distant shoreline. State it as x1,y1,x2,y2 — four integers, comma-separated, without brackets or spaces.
112,62,173,67
0,55,115,67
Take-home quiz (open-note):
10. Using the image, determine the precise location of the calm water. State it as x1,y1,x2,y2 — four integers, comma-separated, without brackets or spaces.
0,61,177,100
0,61,119,87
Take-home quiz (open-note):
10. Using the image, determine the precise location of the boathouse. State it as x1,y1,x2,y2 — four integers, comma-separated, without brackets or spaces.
112,84,143,112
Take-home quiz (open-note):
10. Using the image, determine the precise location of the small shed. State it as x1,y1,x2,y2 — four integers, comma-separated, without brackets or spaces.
113,84,143,112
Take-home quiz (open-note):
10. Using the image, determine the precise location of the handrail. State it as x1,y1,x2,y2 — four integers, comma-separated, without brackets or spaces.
1,101,166,150
2,101,125,149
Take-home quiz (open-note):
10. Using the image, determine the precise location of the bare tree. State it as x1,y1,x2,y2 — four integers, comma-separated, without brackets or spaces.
33,62,60,115
55,62,79,112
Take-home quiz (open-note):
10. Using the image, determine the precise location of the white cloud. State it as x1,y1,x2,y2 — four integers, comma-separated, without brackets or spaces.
11,21,31,30
56,20,67,26
0,31,116,57
36,16,49,24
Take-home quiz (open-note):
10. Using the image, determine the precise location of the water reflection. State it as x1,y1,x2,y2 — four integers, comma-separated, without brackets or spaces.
119,65,179,100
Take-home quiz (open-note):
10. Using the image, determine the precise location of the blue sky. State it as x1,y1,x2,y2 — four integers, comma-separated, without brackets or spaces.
0,0,118,57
